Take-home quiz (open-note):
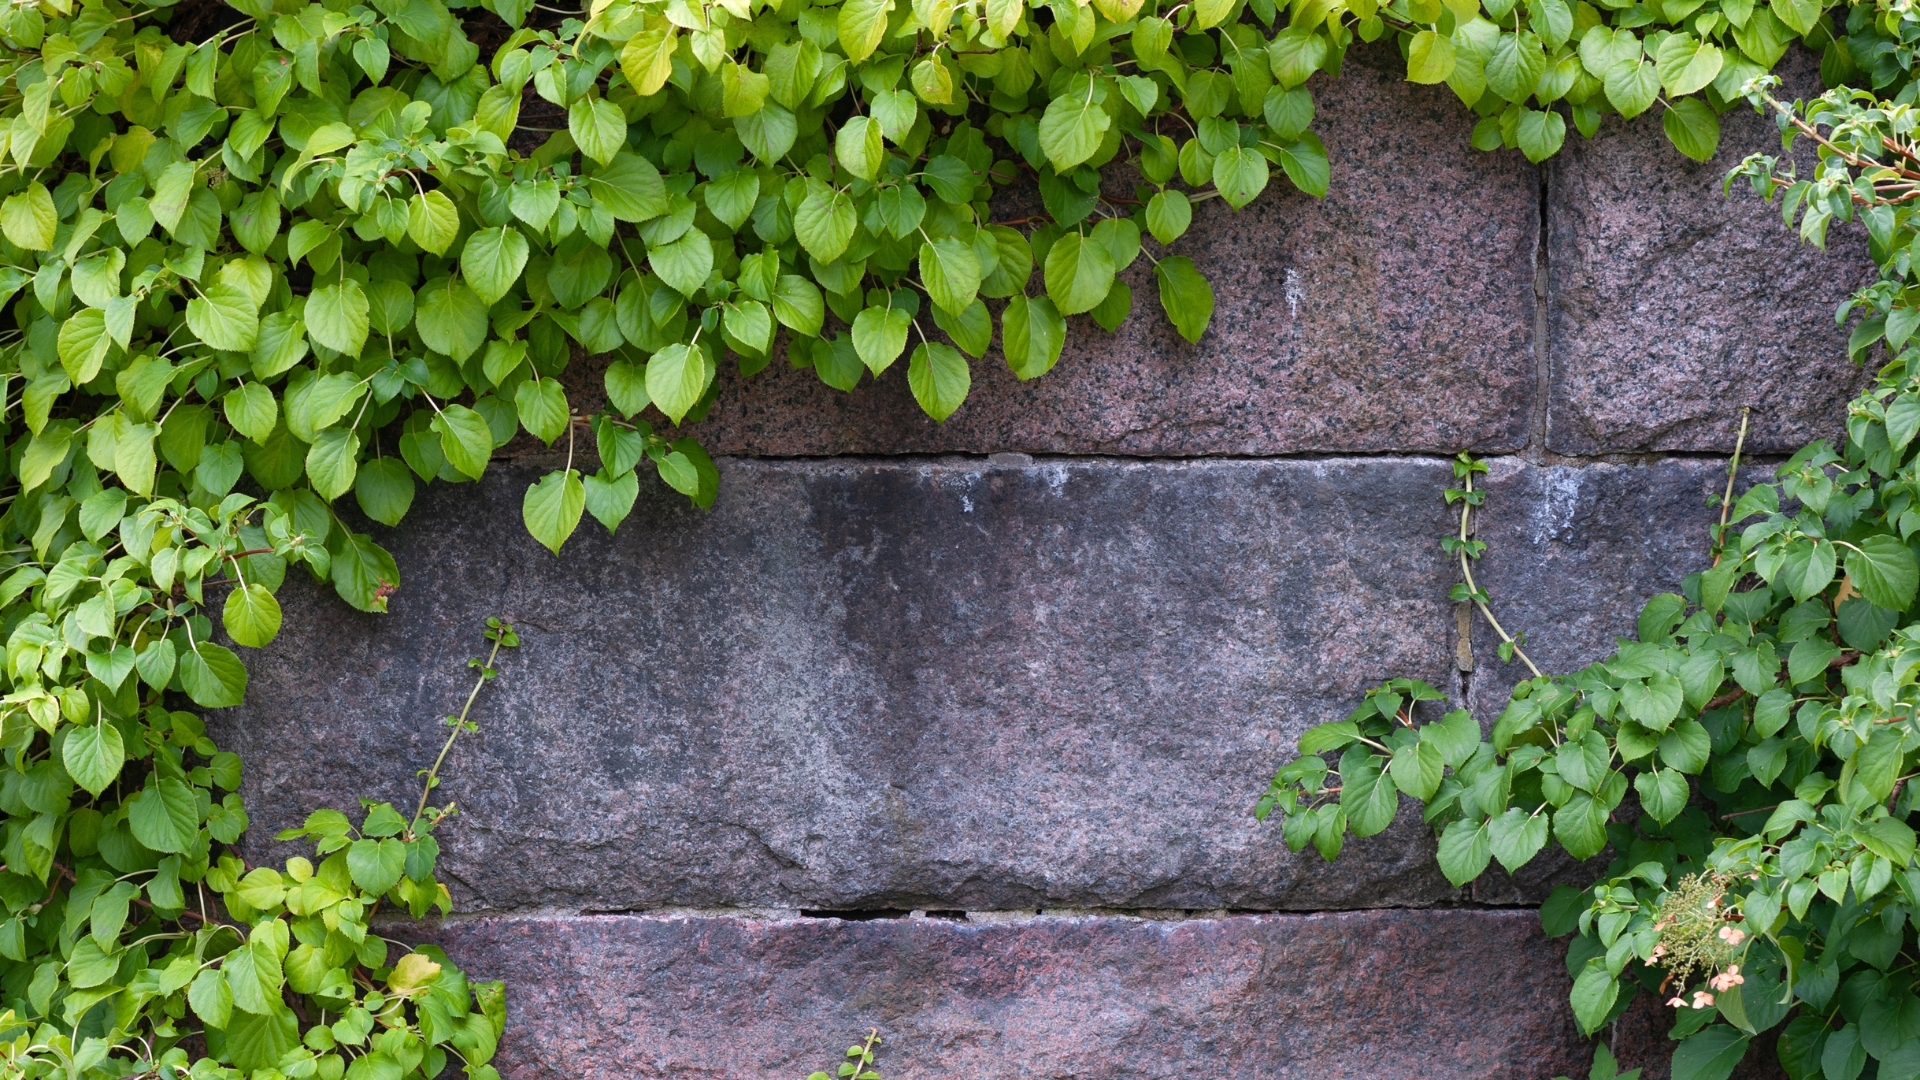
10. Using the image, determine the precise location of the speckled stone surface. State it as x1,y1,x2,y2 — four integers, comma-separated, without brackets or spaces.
1545,50,1871,455
680,43,1540,457
211,455,1729,914
416,909,1592,1080
212,456,1463,913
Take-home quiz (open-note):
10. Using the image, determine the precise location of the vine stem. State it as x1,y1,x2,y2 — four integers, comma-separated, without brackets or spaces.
1458,469,1543,678
1713,405,1752,565
409,627,510,832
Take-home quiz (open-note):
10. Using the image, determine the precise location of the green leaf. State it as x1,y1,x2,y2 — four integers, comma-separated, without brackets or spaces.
1786,635,1839,684
186,284,261,351
62,723,125,798
58,309,112,384
587,154,669,222
129,777,201,853
656,450,699,495
304,428,359,502
189,967,233,1029
1516,108,1566,163
1662,97,1722,163
221,384,276,443
851,306,912,375
1341,757,1398,837
584,468,640,532
1780,539,1838,601
462,227,531,305
1770,0,1819,33
19,424,71,494
0,182,57,251
136,639,177,692
223,584,283,649
773,275,826,337
1044,233,1117,316
1435,818,1491,886
736,105,798,163
1488,807,1550,871
1146,190,1192,245
920,239,983,315
568,96,627,165
908,342,970,423
306,280,371,356
1270,134,1330,198
1655,34,1724,95
179,643,248,708
1003,294,1066,380
251,312,309,379
1604,60,1660,119
835,116,885,181
215,1006,299,1072
1408,30,1457,83
1569,959,1620,1036
406,190,461,255
837,0,892,62
1065,285,1122,337
416,279,490,361
1658,719,1712,774
1037,87,1113,172
347,837,407,895
703,171,760,231
354,458,415,526
331,533,399,613
433,404,495,479
605,359,652,417
1634,768,1689,825
794,185,857,264
1848,534,1918,610
1552,792,1608,858
1621,672,1683,731
932,299,993,358
1211,146,1270,209
1155,256,1214,342
515,379,570,446
1486,31,1548,103
645,343,715,425
1267,27,1329,87
1671,1027,1750,1080
522,469,586,555
1389,739,1444,801
1532,0,1575,48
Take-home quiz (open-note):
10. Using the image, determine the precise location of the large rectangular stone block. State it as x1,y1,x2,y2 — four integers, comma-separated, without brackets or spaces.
416,909,1595,1079
215,456,1464,913
1545,51,1870,455
680,43,1539,457
213,455,1729,915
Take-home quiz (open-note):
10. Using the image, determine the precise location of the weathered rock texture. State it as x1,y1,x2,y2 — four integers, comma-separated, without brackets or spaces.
218,41,1873,1079
216,456,1726,915
417,909,1592,1080
689,44,1541,457
1545,50,1870,455
219,457,1463,913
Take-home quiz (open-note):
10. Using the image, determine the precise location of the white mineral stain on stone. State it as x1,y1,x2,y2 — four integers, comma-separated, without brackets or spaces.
1284,267,1302,320
1532,469,1582,546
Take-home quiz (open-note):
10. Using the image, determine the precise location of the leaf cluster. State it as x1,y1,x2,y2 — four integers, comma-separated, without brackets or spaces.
0,615,514,1080
0,0,1904,1071
1258,157,1920,1075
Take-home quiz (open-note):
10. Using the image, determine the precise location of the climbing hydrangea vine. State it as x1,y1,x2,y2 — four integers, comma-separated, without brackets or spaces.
0,0,1909,1068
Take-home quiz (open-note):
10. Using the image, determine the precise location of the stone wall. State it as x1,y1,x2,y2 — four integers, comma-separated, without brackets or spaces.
209,43,1869,1080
